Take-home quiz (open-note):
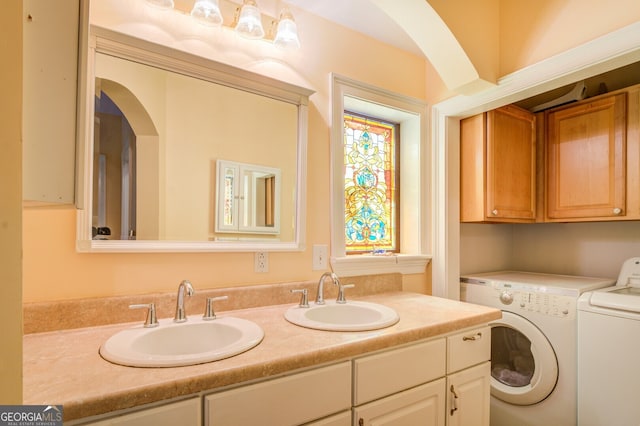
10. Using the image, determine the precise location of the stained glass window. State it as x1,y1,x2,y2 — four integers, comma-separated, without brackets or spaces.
344,112,399,254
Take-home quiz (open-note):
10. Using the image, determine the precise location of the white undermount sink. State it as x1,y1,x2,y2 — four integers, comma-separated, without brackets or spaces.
284,300,400,332
100,316,264,367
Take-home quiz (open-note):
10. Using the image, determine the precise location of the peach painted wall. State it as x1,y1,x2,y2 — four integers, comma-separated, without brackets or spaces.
2,0,23,402
22,1,430,303
429,0,500,87
427,0,640,103
22,0,640,302
499,0,640,76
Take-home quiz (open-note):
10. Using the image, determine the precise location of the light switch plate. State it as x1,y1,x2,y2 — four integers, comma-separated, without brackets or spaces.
312,245,328,270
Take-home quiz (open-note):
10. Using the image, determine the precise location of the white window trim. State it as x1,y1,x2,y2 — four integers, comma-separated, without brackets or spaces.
330,74,431,276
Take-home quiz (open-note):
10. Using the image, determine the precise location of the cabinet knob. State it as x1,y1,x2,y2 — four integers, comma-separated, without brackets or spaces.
613,207,622,215
491,209,498,216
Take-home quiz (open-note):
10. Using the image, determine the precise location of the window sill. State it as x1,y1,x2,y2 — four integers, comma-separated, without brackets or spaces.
330,254,431,277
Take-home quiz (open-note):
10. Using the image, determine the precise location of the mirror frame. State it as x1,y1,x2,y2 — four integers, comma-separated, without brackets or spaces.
76,26,313,252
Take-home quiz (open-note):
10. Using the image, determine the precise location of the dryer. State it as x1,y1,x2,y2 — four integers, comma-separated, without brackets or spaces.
461,271,614,426
578,257,640,425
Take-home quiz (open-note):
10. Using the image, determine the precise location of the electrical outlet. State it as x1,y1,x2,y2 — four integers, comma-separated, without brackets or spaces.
254,251,269,273
312,244,328,270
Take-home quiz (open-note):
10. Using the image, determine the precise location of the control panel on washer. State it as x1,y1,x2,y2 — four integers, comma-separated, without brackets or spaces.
462,278,576,320
500,289,574,319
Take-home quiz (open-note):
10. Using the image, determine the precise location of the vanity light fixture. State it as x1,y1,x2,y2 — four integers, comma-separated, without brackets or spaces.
234,0,265,39
191,0,223,26
273,7,300,50
144,0,301,49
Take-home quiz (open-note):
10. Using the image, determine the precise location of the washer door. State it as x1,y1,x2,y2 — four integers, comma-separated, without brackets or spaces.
490,311,558,405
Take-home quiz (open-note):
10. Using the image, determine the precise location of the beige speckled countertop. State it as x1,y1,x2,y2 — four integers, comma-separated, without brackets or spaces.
23,291,500,422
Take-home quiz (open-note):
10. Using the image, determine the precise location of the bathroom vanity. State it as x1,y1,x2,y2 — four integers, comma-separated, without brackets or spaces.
23,287,499,425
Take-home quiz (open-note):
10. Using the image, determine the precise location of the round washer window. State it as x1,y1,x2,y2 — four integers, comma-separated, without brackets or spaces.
492,325,535,387
490,312,558,405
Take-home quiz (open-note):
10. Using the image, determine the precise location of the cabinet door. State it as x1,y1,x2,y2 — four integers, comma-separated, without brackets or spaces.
546,93,626,220
353,378,446,426
460,113,486,222
80,398,201,426
23,0,79,204
460,105,536,222
485,105,536,221
447,362,490,426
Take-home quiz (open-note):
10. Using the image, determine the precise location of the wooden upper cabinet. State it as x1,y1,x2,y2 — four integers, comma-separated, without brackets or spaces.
460,105,536,223
545,93,626,220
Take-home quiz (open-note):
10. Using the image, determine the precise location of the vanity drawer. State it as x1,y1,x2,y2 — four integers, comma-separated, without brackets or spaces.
205,361,351,425
447,326,491,373
353,338,446,405
77,397,201,426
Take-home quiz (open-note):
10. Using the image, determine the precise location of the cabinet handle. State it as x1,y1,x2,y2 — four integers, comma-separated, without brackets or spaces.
613,207,622,215
462,332,482,341
450,384,459,416
491,209,498,216
359,418,364,426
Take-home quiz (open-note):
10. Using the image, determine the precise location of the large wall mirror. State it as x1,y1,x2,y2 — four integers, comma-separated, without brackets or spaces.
76,27,313,252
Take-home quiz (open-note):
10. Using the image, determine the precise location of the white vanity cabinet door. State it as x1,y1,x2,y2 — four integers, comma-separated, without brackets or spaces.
23,0,80,204
353,378,446,426
447,362,491,426
205,361,351,426
446,327,491,426
78,397,201,426
353,338,446,406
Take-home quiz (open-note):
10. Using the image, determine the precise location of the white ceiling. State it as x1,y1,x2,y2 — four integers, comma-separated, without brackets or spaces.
287,0,424,57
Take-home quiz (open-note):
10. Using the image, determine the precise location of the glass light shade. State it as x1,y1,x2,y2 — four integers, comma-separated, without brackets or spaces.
191,0,223,26
235,1,265,40
145,0,174,9
274,17,300,50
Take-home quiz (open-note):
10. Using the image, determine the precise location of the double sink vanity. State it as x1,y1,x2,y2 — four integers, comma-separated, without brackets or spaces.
100,274,399,368
23,275,500,425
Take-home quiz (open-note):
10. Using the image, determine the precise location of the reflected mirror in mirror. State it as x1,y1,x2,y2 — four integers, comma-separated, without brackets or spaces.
92,52,298,243
215,159,281,235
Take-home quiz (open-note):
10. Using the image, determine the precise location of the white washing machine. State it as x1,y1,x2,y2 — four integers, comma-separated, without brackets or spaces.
578,257,640,426
461,271,614,426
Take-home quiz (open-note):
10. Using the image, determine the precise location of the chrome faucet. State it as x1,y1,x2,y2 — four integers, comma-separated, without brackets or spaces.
316,272,339,305
174,279,194,323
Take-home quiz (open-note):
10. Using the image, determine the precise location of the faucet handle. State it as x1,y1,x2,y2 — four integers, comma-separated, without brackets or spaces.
336,284,355,304
203,296,229,320
290,288,309,308
129,303,159,328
